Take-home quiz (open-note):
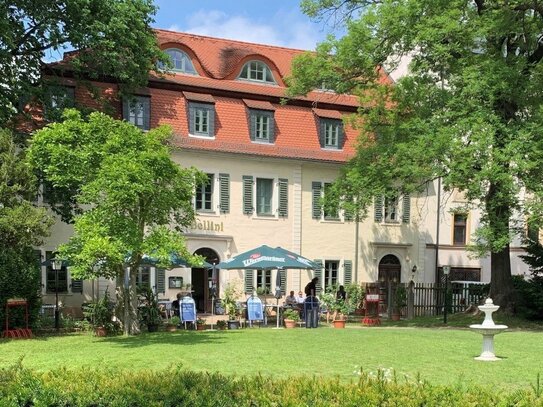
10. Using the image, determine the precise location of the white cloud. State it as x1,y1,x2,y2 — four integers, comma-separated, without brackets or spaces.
174,9,322,51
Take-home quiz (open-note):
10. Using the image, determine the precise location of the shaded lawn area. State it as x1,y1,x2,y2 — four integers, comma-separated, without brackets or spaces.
1,324,542,391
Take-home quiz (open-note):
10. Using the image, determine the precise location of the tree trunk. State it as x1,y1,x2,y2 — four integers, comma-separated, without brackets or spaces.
489,244,514,313
117,268,140,335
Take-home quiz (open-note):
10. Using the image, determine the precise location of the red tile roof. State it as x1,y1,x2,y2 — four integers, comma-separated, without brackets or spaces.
243,99,275,111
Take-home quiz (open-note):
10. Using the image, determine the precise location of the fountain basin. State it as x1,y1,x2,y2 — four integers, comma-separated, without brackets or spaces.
469,298,508,361
469,324,508,336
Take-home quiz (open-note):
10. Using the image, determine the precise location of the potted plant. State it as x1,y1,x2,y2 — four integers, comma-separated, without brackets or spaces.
166,316,180,332
283,308,300,328
392,285,407,321
196,317,206,330
83,289,114,337
138,287,163,332
345,283,365,316
331,299,354,328
216,319,227,330
222,283,241,330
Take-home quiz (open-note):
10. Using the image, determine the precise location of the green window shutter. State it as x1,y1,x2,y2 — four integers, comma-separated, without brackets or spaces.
208,106,216,137
402,193,411,224
249,111,256,141
268,111,275,143
313,259,323,294
71,279,83,293
156,268,166,294
244,269,254,293
188,103,196,134
219,173,230,213
338,122,345,149
141,97,151,131
344,260,352,285
278,178,288,217
312,181,322,219
374,195,384,222
280,269,286,295
242,175,254,214
318,119,325,147
122,97,130,122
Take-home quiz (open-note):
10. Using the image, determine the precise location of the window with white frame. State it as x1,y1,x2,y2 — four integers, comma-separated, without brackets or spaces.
238,60,276,84
374,193,410,224
256,270,272,294
249,109,274,143
188,102,215,137
242,175,287,218
122,96,150,130
319,118,343,149
195,173,214,212
136,266,151,289
324,260,339,291
311,181,342,221
158,49,197,74
169,276,183,289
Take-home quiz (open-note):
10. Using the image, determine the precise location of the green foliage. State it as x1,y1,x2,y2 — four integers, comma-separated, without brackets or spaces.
283,308,301,321
345,283,365,310
168,316,181,326
394,285,407,309
2,362,543,406
0,247,42,333
83,289,116,333
511,275,543,320
28,110,202,333
289,0,543,308
520,237,543,277
138,286,162,328
222,283,241,320
0,0,167,126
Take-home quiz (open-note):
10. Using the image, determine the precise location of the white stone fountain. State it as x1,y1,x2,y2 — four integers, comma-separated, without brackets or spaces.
469,298,508,361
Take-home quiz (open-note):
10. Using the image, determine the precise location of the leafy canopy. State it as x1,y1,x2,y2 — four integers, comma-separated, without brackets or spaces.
0,0,166,125
28,110,204,279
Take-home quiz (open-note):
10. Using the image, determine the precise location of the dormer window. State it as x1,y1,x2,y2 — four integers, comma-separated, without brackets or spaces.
238,61,276,84
159,48,197,74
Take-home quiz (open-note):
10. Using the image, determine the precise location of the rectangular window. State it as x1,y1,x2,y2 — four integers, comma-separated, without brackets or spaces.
123,96,150,130
319,119,343,149
256,178,273,215
45,251,68,293
136,266,151,289
168,276,183,289
384,195,399,223
249,110,274,143
195,173,214,211
256,270,272,293
453,214,467,245
324,261,339,291
45,86,75,121
189,102,215,137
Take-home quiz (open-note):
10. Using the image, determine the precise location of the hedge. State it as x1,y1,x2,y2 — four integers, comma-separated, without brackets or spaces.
1,362,542,406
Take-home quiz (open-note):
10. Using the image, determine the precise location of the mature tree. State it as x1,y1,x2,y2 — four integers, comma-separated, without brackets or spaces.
29,110,204,335
289,0,543,311
0,129,53,329
0,0,166,126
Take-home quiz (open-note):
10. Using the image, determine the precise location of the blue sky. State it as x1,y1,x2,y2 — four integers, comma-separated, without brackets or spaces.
152,0,338,50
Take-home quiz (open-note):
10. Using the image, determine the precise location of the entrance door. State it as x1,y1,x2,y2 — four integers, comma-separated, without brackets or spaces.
192,248,220,313
378,254,401,313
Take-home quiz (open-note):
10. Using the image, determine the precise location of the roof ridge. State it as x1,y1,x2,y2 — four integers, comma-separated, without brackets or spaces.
154,28,310,54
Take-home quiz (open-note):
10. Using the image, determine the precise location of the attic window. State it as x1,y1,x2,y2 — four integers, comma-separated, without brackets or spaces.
238,61,276,84
159,48,197,74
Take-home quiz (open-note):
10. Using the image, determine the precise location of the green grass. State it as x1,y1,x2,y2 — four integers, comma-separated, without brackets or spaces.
2,320,542,391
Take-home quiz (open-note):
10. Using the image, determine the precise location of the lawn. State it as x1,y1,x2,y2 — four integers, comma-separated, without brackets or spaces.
1,321,542,391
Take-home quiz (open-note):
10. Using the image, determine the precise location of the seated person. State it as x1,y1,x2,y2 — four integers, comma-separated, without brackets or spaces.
296,291,305,304
285,290,297,306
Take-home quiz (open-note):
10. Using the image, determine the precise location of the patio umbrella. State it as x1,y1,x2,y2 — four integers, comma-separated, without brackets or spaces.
216,245,315,270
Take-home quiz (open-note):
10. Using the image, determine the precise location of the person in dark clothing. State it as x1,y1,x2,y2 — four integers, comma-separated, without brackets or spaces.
171,292,182,317
304,277,319,297
337,285,346,301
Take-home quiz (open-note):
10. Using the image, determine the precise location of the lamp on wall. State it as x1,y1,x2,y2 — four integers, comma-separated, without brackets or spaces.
443,265,451,324
51,258,63,331
411,265,417,282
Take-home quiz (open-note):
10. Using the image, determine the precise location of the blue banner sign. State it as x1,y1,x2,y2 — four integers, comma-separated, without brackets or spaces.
181,297,196,322
247,296,263,321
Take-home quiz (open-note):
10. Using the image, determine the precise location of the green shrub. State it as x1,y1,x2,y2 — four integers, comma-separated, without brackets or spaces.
1,363,543,406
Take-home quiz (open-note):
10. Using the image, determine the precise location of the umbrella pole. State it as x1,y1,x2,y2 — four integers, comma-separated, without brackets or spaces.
209,294,215,331
276,297,280,329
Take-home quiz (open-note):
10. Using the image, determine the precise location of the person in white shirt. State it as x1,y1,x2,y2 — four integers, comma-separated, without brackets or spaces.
296,291,305,304
285,290,297,306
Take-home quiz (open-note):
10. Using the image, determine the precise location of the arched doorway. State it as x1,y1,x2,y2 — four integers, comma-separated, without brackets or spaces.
378,254,401,284
378,254,401,314
191,248,220,313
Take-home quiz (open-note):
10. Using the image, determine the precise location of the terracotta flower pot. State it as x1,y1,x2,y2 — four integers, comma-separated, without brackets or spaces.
94,326,107,337
284,319,297,329
197,324,206,331
332,319,346,329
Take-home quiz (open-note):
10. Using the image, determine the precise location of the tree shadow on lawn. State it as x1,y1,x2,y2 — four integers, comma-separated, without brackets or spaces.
100,330,243,348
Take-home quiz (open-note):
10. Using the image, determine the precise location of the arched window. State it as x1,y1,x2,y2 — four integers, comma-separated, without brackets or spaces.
238,60,276,84
159,48,197,74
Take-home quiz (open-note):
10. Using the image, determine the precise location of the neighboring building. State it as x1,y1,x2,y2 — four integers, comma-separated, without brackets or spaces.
34,29,531,315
